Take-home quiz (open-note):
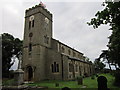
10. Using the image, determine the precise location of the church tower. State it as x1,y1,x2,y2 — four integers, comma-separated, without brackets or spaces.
22,4,52,81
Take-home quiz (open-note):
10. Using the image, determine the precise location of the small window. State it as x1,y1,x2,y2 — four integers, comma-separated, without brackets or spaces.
69,63,73,72
68,49,71,55
56,64,59,72
29,21,31,29
84,67,86,73
73,52,76,57
32,20,34,27
51,64,54,72
54,62,57,72
29,43,32,52
62,46,65,53
78,54,80,58
75,64,78,72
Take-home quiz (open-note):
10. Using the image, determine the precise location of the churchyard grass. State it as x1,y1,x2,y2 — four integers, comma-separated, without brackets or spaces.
2,79,15,86
27,73,120,89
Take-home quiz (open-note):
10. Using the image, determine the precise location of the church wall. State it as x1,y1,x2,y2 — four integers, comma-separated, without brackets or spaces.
45,48,62,80
33,45,46,81
57,42,85,61
62,55,69,80
51,39,58,52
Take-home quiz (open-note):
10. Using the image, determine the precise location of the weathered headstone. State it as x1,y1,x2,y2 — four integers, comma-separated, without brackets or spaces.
77,76,83,85
97,76,109,90
55,83,59,87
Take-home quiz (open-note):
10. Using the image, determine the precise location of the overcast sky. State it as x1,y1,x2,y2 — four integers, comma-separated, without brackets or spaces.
1,0,112,69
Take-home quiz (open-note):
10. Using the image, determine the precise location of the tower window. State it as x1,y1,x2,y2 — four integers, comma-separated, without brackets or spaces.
29,43,32,52
51,62,59,73
32,20,34,27
29,21,31,29
29,33,33,42
29,15,34,29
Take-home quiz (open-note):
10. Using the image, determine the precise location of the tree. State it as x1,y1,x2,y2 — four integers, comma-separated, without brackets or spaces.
2,33,22,78
94,59,106,72
88,1,120,68
98,50,112,70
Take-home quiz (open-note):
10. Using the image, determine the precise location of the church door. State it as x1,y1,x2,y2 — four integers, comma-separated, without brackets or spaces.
27,66,33,81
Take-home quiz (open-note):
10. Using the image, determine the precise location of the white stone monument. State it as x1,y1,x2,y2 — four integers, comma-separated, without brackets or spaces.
14,51,24,85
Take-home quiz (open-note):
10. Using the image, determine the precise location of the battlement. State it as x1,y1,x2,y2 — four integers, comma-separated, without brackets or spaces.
25,4,52,17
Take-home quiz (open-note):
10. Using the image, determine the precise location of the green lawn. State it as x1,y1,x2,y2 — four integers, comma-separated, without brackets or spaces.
27,73,120,89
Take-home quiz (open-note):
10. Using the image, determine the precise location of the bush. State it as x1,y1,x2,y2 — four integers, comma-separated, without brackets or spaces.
114,71,120,87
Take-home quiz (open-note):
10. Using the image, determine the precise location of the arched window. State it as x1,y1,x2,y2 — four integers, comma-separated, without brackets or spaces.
32,20,34,27
51,62,59,73
73,52,76,57
62,46,65,53
29,32,33,41
68,49,71,55
29,21,31,29
69,63,73,72
29,43,32,52
29,15,34,29
75,64,78,72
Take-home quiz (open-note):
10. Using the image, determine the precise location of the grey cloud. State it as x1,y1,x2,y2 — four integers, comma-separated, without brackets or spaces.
1,1,111,62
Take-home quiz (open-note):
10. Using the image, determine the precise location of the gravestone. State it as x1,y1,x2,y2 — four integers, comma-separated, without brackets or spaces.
77,76,83,85
55,83,59,87
97,76,109,90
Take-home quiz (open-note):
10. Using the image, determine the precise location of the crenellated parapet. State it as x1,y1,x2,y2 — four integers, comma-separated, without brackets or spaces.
26,4,52,16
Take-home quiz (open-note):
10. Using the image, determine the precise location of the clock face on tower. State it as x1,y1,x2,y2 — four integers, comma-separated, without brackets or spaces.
29,15,34,21
45,17,49,24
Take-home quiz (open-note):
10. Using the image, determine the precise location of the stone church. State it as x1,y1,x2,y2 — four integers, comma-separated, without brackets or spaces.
22,4,94,82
